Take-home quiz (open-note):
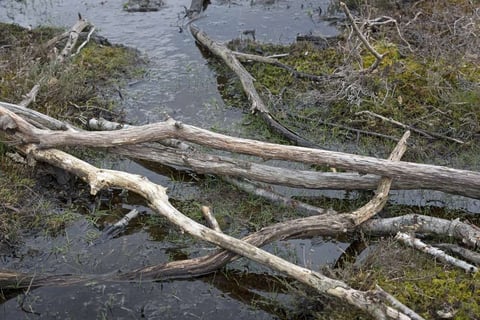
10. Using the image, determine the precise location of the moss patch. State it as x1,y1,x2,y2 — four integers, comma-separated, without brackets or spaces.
217,0,480,168
0,22,142,252
0,22,143,124
349,241,480,319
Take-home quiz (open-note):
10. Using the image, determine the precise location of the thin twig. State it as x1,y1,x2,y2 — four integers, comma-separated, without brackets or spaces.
340,2,384,72
366,16,413,52
291,112,400,142
356,110,465,144
73,26,95,56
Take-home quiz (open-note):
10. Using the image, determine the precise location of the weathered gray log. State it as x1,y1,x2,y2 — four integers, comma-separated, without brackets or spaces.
112,143,479,199
1,102,479,199
190,25,319,148
0,101,70,130
2,108,479,199
0,109,414,319
362,214,480,248
4,96,480,198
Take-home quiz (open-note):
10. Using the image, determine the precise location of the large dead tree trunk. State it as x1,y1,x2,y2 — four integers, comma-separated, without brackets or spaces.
2,101,478,199
0,105,420,319
2,108,480,199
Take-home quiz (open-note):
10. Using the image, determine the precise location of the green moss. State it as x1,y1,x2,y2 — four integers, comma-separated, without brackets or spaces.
73,43,143,82
215,0,480,167
0,23,143,124
329,240,480,319
376,254,480,319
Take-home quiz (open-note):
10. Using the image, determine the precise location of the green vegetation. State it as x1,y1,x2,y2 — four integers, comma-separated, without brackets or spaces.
0,22,142,123
219,0,480,168
0,22,142,250
344,241,480,319
0,2,479,318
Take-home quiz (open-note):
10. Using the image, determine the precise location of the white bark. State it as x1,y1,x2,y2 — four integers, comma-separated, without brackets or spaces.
395,232,478,273
29,146,409,319
0,107,416,318
362,214,480,249
1,109,478,199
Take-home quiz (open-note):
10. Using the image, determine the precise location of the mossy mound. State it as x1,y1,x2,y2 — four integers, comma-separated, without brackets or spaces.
217,0,479,168
0,22,143,124
0,22,143,250
354,242,479,319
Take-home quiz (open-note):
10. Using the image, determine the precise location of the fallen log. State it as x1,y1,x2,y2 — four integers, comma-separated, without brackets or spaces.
2,102,478,199
0,104,416,319
1,107,479,199
190,25,319,148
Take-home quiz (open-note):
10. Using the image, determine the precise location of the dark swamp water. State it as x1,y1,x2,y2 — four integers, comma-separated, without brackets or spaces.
1,1,480,319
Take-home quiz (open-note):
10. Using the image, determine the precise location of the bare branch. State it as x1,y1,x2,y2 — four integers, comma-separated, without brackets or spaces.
340,2,384,71
356,110,465,144
201,206,222,232
395,232,478,273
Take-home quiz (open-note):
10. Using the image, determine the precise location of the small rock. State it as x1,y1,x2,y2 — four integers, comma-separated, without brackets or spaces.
123,0,164,12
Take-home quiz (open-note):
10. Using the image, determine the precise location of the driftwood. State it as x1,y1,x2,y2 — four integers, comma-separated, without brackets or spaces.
362,214,480,248
1,12,478,318
190,25,320,148
1,101,480,199
2,108,480,199
56,17,92,63
0,110,415,319
395,232,478,273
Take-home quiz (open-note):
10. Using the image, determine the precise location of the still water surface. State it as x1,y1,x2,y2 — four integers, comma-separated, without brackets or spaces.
1,1,349,319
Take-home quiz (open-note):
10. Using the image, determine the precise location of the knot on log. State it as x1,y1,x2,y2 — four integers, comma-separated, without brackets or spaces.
0,114,18,132
174,121,183,129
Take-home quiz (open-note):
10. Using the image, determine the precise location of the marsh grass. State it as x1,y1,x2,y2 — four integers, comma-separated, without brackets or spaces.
334,239,480,319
